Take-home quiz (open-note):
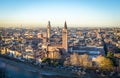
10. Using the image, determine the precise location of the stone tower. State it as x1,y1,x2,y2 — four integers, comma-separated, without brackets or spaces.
47,21,51,42
62,21,68,52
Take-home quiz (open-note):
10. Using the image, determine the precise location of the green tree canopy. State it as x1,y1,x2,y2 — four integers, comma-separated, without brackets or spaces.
107,51,114,59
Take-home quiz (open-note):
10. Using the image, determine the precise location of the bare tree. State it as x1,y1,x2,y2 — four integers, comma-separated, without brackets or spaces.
66,53,92,67
81,54,92,67
64,57,70,66
70,53,79,66
53,51,61,59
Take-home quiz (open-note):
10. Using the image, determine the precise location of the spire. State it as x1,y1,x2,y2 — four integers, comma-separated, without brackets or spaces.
47,21,51,27
64,21,67,29
48,21,50,25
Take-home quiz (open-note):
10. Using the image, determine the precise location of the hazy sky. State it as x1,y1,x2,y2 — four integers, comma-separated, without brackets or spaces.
0,0,120,27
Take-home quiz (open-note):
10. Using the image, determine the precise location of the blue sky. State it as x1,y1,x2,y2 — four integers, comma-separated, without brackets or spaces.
0,0,120,27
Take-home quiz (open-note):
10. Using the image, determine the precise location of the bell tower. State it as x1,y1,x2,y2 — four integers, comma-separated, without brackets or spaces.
62,21,68,52
47,21,51,42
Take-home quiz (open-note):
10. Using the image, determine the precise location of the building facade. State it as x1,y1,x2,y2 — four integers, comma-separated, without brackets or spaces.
43,21,68,59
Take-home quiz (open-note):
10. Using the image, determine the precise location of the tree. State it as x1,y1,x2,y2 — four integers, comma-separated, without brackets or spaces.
95,55,113,70
107,52,118,66
81,54,92,67
42,57,51,65
53,51,61,59
70,53,79,66
64,57,70,66
78,55,83,66
69,53,92,67
107,52,114,59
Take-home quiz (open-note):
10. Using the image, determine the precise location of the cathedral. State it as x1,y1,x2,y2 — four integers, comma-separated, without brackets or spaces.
42,21,68,59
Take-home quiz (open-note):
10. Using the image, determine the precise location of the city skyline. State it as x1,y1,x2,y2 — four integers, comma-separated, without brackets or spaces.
0,0,120,27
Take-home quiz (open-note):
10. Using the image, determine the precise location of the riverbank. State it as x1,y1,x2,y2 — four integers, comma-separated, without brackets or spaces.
0,55,78,78
1,54,120,78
